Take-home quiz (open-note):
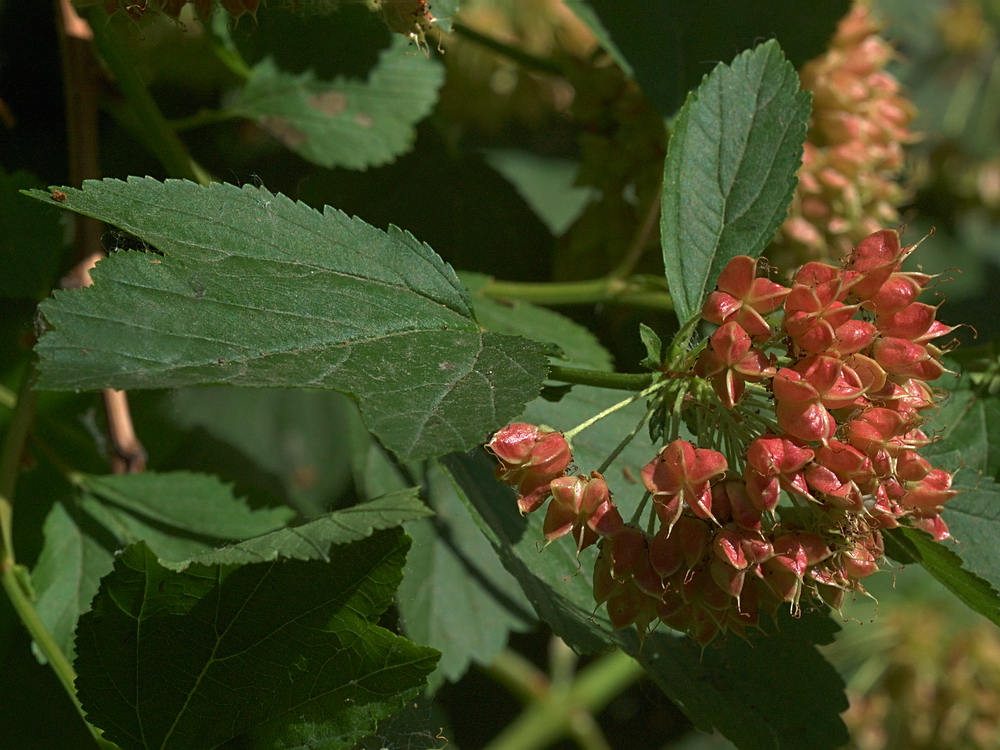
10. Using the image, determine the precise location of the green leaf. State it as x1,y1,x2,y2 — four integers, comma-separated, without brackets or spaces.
909,372,1000,619
884,526,1000,628
570,0,850,116
166,387,356,517
31,471,292,659
77,471,293,562
461,271,614,371
561,1,634,78
232,36,443,170
634,613,847,750
479,149,597,236
638,323,663,370
660,41,810,325
76,533,439,750
346,408,536,688
396,462,535,688
442,450,849,750
29,178,549,460
172,489,432,568
30,501,114,662
0,167,65,300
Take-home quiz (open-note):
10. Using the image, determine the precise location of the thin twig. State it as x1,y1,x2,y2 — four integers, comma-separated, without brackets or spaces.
610,184,663,280
56,0,146,474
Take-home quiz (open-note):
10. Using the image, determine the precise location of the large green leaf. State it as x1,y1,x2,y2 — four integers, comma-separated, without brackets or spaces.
903,372,1000,622
397,462,535,688
884,526,1000,628
232,36,443,170
31,470,290,662
76,533,438,750
660,41,810,326
570,0,850,116
29,178,549,460
166,387,356,516
442,450,849,750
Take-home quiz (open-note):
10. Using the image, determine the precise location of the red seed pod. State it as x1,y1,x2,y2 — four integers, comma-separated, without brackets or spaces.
863,271,934,314
830,319,878,356
911,513,951,542
895,449,933,482
486,423,571,514
876,302,940,340
702,255,790,338
544,472,623,553
804,463,865,511
709,556,746,599
815,438,873,475
642,440,728,526
847,229,908,300
747,434,816,476
872,337,946,381
844,407,907,455
713,529,750,570
900,469,959,514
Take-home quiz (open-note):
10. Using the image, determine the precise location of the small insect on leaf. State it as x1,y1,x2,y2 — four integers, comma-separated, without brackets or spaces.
51,189,67,202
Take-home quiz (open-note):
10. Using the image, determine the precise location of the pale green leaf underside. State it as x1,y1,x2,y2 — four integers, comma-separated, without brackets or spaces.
397,463,534,687
171,489,431,568
233,36,444,170
78,471,294,542
76,533,438,750
31,501,113,663
661,40,810,325
30,178,548,460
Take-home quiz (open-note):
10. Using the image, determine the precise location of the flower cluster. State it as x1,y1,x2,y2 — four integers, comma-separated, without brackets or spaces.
487,228,960,646
770,2,918,267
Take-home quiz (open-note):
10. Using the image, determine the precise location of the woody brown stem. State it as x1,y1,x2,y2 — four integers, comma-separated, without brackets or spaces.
55,0,146,474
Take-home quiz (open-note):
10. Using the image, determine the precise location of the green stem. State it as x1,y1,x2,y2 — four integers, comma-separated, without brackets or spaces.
564,380,663,442
480,277,674,312
482,650,644,750
0,364,37,565
549,366,655,392
85,7,212,185
0,565,119,749
169,108,240,132
0,364,118,749
596,404,655,476
483,649,550,703
451,21,565,76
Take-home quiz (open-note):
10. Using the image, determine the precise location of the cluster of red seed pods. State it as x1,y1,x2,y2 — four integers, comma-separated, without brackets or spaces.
487,229,959,645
